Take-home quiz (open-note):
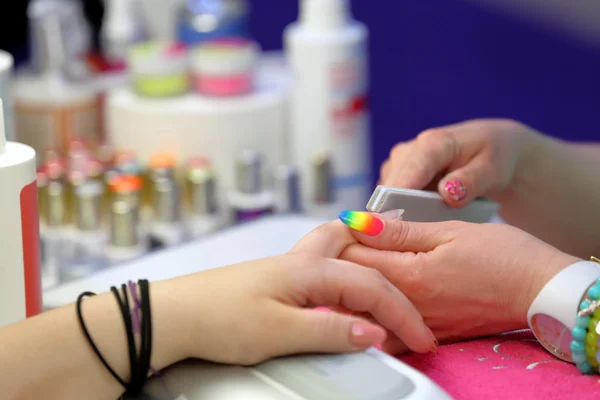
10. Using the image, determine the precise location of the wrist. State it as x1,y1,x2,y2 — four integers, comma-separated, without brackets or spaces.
509,126,555,199
517,250,580,327
149,280,188,370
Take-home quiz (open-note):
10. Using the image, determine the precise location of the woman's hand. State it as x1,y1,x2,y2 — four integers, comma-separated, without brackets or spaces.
380,119,540,206
295,214,579,354
164,252,437,365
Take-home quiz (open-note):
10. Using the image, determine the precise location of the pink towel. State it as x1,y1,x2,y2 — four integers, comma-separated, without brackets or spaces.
398,330,600,399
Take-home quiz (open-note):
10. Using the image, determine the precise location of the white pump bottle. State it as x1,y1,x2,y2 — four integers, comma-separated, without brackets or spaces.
285,0,371,213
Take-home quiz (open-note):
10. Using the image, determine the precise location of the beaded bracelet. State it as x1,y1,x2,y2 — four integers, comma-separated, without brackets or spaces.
586,310,600,369
571,257,600,374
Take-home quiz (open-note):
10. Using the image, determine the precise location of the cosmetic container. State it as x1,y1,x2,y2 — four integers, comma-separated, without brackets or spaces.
227,149,273,223
0,101,43,328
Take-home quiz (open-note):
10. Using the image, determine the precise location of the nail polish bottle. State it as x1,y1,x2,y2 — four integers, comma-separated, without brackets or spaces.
307,153,338,219
186,162,225,238
41,179,71,288
272,164,302,214
61,180,107,282
106,198,147,264
227,149,274,223
149,177,187,249
109,174,144,238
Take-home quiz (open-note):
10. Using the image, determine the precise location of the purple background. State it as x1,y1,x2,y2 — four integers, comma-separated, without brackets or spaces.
248,0,600,179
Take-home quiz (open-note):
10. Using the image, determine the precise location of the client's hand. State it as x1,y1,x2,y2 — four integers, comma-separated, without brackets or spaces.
162,252,436,365
293,213,579,354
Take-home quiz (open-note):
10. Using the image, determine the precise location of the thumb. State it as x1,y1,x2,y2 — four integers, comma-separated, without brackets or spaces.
280,308,387,354
438,155,493,208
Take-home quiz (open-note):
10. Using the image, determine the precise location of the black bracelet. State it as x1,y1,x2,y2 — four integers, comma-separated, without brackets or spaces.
137,279,153,391
76,291,128,389
111,285,141,395
76,280,154,398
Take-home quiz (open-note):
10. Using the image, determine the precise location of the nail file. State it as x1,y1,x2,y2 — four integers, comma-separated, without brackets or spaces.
366,186,498,223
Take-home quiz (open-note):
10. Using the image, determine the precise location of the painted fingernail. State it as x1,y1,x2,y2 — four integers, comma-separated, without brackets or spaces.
444,179,467,201
379,209,405,220
351,323,366,337
338,211,384,236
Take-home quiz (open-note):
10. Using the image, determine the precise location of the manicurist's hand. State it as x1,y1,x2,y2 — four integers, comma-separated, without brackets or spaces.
295,212,579,354
380,119,538,206
381,119,600,258
167,252,437,365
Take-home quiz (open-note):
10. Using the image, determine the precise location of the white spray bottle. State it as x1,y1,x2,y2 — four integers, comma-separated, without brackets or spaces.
285,0,372,213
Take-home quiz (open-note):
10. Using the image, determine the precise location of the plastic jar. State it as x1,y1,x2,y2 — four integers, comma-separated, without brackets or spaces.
191,38,258,96
128,41,190,97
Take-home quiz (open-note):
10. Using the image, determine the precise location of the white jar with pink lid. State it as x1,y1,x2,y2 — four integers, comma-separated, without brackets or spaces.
191,38,259,96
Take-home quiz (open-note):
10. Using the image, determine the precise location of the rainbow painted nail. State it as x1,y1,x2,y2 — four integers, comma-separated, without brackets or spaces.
338,211,384,236
444,180,467,201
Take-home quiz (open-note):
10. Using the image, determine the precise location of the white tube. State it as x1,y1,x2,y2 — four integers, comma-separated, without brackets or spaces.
0,99,42,328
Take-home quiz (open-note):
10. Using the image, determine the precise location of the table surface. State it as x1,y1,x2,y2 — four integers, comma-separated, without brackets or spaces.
42,215,328,308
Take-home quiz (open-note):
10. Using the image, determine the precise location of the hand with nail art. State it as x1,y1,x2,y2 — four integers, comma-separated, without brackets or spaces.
294,212,579,354
381,119,533,205
381,119,600,258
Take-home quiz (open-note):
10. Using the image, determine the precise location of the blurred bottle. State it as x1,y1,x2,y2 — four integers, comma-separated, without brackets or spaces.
308,153,338,219
41,179,71,288
150,176,187,249
185,157,224,237
15,1,100,166
62,180,108,282
177,0,250,45
107,198,147,264
227,149,273,223
272,164,302,214
101,0,147,65
285,0,371,212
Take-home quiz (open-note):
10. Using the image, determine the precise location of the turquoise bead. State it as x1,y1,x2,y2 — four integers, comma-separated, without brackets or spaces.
588,285,600,300
577,361,594,374
572,327,587,340
571,340,586,354
580,300,591,311
573,352,588,363
577,316,591,328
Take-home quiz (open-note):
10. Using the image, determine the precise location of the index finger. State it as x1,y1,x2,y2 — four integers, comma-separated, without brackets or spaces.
297,258,436,353
384,128,460,188
338,211,458,252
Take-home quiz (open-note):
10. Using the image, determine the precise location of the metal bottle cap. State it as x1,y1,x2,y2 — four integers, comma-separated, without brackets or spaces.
312,153,335,204
46,180,66,226
273,165,301,213
188,168,218,215
150,166,175,182
153,178,181,223
75,181,104,231
236,149,262,194
37,170,49,222
110,199,138,247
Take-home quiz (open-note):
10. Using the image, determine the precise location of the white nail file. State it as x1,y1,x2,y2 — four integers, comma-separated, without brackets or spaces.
366,186,498,223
